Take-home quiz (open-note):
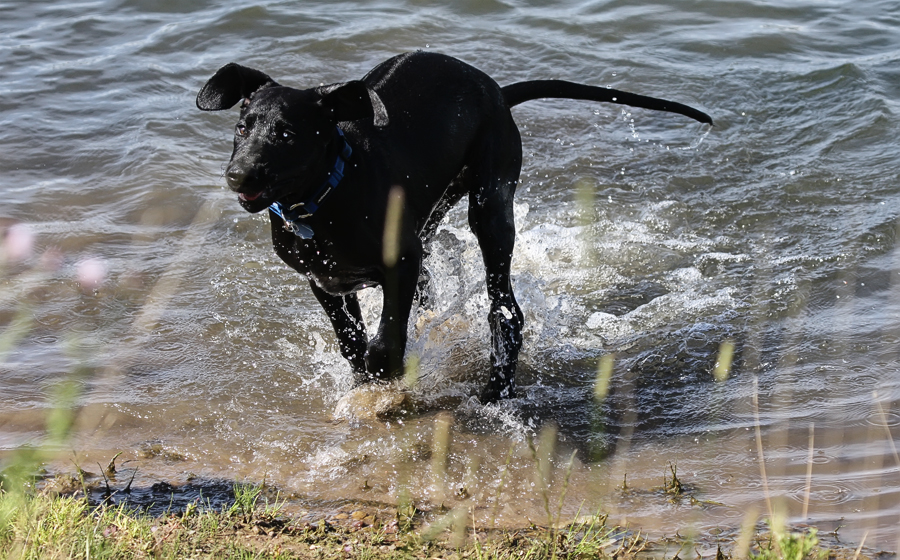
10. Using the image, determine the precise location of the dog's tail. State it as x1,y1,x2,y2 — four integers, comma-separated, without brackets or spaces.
502,80,712,125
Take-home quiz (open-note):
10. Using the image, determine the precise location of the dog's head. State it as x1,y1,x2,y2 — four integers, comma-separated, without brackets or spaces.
197,63,388,213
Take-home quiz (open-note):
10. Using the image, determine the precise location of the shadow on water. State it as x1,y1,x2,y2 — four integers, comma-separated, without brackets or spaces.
89,478,241,517
41,468,396,520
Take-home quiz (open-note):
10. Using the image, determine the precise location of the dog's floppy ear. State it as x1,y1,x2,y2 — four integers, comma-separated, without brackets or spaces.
317,81,389,128
197,63,279,111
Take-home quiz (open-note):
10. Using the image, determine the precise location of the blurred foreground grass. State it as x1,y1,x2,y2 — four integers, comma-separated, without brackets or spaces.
0,477,841,560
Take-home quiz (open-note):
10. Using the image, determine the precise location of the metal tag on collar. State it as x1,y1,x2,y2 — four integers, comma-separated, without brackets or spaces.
270,202,315,239
284,219,314,239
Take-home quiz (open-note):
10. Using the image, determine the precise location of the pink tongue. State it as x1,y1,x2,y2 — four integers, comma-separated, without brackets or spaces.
239,192,262,201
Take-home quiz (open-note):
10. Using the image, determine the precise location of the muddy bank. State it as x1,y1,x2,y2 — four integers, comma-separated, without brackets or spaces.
22,463,881,560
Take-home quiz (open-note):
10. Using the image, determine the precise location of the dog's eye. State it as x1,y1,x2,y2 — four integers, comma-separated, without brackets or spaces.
281,130,294,139
235,124,247,137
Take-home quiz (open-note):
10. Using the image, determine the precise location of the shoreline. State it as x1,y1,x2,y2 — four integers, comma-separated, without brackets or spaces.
0,470,882,560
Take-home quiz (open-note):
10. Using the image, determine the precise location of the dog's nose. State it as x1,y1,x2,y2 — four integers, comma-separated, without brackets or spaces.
226,167,246,189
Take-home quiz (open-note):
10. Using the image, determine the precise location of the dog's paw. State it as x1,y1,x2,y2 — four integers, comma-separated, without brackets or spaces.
363,341,403,380
479,380,516,404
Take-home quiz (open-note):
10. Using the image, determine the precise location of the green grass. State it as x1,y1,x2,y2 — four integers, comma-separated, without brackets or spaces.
0,479,849,560
751,528,822,560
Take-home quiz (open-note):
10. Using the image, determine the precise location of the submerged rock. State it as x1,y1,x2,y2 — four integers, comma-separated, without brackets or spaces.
333,382,413,421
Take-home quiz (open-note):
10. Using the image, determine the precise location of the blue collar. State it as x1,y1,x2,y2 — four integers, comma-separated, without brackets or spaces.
269,128,353,239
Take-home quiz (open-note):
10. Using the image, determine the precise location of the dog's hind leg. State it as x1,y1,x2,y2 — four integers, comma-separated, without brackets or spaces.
308,281,369,383
466,125,526,403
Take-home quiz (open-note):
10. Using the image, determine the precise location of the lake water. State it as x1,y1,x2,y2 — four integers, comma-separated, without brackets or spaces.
2,0,900,551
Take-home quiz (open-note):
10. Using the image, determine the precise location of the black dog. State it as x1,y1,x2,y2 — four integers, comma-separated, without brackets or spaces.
197,51,711,402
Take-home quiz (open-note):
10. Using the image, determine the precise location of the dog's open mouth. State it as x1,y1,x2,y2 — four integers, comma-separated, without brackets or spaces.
238,191,263,202
236,189,271,214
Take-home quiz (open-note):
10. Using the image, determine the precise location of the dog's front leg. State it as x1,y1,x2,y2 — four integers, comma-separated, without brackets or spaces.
364,256,420,380
308,280,369,383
